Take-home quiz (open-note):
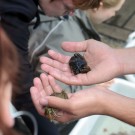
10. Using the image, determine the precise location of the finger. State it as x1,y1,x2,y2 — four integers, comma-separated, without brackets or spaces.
41,64,72,77
43,68,73,84
48,75,62,93
40,98,72,123
41,64,92,85
30,87,45,115
40,73,54,95
42,96,70,112
41,64,80,85
48,50,70,64
40,56,70,72
33,77,44,92
40,96,76,123
61,40,88,52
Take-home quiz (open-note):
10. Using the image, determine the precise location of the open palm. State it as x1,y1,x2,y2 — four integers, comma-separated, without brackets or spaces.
40,39,120,85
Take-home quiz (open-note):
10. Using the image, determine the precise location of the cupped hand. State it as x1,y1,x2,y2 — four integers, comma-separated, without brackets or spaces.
30,73,106,123
40,39,120,85
30,73,63,116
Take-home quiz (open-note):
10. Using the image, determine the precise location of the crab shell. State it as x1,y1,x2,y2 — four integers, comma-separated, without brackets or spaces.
69,53,90,75
44,91,68,121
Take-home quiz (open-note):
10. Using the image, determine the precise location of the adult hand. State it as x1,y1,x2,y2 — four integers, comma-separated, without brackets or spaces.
30,73,61,116
30,74,135,125
40,39,121,85
30,73,106,122
30,73,66,117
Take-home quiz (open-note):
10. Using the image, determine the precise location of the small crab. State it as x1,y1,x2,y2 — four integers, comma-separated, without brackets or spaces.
69,53,91,75
44,90,68,121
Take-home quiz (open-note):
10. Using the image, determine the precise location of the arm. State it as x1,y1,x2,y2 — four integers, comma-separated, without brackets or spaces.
40,39,135,85
46,87,135,125
30,73,135,125
104,90,135,125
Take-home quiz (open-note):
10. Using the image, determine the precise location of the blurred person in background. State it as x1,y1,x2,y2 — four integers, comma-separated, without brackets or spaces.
0,26,28,135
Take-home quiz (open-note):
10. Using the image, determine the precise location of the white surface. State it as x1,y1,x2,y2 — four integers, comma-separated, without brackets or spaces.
124,31,135,83
69,78,135,135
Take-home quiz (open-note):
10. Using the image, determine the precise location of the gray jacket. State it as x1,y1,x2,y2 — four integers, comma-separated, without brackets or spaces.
28,10,100,92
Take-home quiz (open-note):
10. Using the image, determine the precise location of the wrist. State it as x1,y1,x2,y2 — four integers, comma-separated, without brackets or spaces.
90,87,111,115
114,47,135,75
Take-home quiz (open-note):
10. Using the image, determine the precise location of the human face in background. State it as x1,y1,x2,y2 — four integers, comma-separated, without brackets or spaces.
0,73,14,128
90,0,125,24
39,0,75,16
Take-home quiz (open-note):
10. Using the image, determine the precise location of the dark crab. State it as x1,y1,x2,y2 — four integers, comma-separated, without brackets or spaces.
44,90,68,121
69,53,91,75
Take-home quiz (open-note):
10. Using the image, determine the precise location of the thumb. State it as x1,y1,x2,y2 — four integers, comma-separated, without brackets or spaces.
44,96,70,112
61,40,88,52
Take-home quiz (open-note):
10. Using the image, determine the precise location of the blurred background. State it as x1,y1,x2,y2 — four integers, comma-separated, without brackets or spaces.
94,0,135,48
